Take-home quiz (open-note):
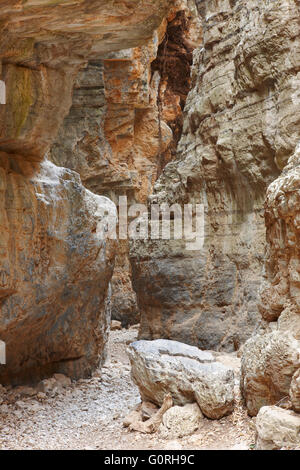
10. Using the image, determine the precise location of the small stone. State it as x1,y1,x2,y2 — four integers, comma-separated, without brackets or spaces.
111,320,122,331
0,404,9,413
28,401,43,412
160,403,203,438
290,368,300,413
16,400,27,409
53,373,71,388
37,378,58,394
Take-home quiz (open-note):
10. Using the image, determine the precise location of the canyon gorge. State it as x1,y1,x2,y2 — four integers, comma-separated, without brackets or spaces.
0,0,299,450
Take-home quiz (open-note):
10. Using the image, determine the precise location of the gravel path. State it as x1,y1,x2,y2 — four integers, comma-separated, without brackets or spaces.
0,327,255,450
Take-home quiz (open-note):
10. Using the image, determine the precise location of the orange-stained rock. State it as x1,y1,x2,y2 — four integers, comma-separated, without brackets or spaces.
0,0,172,382
0,156,117,385
49,1,200,327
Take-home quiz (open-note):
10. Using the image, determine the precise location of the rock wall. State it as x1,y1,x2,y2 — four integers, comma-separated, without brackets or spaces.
241,148,300,416
50,0,201,327
0,0,172,383
130,0,300,351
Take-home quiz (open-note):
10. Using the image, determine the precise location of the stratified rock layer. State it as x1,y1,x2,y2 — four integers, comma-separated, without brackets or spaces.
131,0,300,351
49,0,201,327
128,339,235,419
0,0,172,158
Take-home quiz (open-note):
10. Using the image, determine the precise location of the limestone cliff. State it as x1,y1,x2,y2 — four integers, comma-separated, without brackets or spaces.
50,0,201,326
130,0,300,351
0,0,172,383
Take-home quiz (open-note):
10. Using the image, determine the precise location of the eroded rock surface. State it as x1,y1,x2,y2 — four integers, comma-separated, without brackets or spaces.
49,0,201,327
131,0,300,351
160,403,203,438
256,406,300,450
0,157,117,384
290,369,300,414
0,0,172,158
241,149,300,416
128,339,235,419
0,0,172,382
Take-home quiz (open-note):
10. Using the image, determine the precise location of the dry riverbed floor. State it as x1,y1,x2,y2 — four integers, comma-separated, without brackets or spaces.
0,327,256,450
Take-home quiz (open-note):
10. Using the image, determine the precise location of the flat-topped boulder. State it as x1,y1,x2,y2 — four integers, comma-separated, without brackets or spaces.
127,339,235,419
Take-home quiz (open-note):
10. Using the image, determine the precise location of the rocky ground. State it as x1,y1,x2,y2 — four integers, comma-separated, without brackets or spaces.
0,327,255,450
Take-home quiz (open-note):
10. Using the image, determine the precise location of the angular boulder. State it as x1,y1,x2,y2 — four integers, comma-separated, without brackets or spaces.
241,149,300,416
127,339,235,419
256,406,300,450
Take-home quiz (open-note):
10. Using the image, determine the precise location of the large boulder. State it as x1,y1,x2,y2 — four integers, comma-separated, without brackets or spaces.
241,150,300,415
0,157,117,384
256,406,300,450
127,339,235,419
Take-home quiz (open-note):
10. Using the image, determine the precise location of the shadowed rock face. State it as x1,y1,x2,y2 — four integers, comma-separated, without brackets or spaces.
130,0,300,351
128,339,235,419
0,0,172,383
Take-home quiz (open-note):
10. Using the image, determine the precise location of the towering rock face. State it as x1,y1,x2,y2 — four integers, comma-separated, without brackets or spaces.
241,149,300,416
0,156,117,385
49,33,173,328
0,0,172,383
50,0,201,327
130,0,300,351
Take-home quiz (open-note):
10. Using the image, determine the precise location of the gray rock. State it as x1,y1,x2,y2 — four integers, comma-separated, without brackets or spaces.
127,339,235,419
